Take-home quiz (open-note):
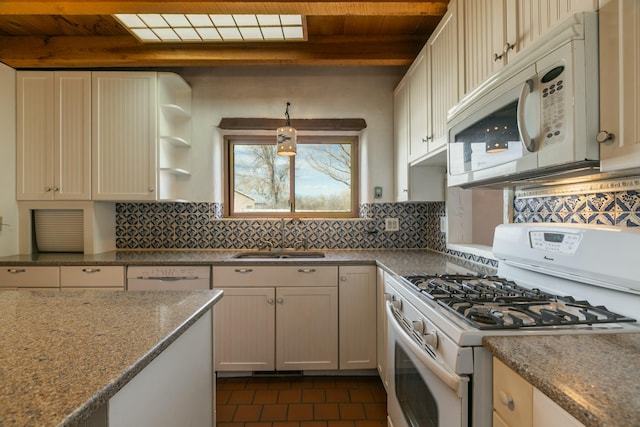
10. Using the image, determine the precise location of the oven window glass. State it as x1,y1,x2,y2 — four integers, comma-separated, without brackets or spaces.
395,344,438,427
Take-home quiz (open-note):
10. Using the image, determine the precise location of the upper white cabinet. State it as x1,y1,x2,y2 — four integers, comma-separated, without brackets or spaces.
407,47,430,162
598,0,640,172
425,0,460,155
91,71,192,201
460,0,598,96
17,71,91,200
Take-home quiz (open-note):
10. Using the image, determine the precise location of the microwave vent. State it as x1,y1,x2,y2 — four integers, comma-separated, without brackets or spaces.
33,210,84,253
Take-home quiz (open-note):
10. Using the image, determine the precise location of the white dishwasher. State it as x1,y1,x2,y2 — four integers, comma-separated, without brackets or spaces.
127,266,211,290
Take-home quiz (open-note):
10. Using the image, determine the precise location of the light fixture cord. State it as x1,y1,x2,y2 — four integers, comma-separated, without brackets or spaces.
285,102,291,126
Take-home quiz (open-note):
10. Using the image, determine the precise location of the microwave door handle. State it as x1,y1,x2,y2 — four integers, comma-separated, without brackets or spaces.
517,79,535,152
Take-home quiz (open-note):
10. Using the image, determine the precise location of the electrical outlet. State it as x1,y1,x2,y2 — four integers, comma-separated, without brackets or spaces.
385,218,399,232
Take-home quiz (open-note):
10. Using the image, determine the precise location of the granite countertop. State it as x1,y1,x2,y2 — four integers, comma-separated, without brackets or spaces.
484,333,640,427
0,289,223,427
0,249,497,276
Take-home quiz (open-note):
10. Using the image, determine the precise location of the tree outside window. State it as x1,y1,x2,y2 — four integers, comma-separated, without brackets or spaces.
228,135,358,217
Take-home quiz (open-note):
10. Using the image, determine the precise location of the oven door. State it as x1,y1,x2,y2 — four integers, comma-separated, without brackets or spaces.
386,302,469,427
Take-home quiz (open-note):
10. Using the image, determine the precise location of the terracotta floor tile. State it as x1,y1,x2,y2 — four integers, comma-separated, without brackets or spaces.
221,378,248,390
324,388,350,403
339,403,366,420
278,389,303,403
313,403,340,420
229,389,257,404
234,404,263,422
261,404,289,421
288,403,314,421
217,389,232,404
302,389,326,403
217,423,245,427
349,389,374,403
327,421,355,427
217,404,237,422
273,422,300,427
363,403,387,420
245,423,273,427
254,389,280,404
354,421,386,427
301,421,328,427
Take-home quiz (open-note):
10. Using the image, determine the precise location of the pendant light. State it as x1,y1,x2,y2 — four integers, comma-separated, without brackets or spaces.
277,102,297,156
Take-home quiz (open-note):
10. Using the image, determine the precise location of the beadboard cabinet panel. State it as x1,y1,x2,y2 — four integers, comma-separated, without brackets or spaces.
91,72,158,201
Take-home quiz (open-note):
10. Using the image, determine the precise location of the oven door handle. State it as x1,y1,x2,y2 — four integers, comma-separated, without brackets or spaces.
386,302,468,397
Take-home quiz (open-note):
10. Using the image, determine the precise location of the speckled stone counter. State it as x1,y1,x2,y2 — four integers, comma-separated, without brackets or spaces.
0,289,223,426
0,249,496,276
484,333,640,427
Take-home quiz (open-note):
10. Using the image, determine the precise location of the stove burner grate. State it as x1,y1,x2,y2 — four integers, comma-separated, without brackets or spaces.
401,274,636,330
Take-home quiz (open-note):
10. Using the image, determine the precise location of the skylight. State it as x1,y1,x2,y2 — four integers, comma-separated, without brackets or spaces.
114,14,306,43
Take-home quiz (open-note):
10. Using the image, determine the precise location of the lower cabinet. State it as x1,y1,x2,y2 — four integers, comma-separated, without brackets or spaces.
213,266,339,372
0,266,60,289
493,357,584,427
61,266,124,290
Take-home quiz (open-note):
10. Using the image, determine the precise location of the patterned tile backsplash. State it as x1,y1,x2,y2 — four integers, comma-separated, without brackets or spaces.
514,186,640,226
115,202,448,252
114,180,640,270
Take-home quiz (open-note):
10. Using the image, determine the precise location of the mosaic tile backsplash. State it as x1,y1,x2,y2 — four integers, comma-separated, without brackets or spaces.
115,202,448,252
514,189,640,226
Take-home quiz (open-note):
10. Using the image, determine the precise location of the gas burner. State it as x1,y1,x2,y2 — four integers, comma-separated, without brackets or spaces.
402,273,636,330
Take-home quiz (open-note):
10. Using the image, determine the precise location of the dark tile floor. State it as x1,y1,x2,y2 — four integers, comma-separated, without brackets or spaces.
216,375,387,427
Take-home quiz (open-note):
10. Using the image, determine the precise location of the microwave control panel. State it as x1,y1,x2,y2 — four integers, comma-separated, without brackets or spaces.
540,65,567,147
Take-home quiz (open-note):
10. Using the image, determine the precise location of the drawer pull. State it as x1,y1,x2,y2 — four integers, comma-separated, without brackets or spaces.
297,268,316,274
234,269,253,274
82,268,101,273
8,269,26,274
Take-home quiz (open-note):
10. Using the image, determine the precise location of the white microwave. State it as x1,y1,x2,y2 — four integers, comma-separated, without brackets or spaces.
447,12,600,188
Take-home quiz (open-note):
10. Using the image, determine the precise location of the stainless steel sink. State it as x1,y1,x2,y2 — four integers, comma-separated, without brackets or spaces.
232,250,325,259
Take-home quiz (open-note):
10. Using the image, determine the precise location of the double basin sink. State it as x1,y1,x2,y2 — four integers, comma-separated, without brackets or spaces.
232,250,325,259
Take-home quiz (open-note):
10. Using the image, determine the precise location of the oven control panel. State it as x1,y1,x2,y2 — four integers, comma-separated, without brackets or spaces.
529,230,582,255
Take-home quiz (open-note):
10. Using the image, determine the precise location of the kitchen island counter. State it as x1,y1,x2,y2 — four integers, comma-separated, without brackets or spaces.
0,289,223,426
484,333,640,427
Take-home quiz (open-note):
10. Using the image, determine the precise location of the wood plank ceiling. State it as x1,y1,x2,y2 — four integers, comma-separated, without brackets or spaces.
0,1,449,68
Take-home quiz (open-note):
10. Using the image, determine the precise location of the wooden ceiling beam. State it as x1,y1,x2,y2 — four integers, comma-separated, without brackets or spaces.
0,35,424,68
0,1,449,17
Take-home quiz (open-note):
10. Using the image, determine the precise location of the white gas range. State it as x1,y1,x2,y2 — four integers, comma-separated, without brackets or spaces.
384,223,640,427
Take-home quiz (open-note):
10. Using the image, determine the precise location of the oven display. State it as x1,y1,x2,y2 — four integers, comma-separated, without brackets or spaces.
529,230,581,255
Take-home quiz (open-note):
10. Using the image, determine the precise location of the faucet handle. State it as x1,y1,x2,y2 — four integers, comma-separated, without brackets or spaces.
257,239,274,250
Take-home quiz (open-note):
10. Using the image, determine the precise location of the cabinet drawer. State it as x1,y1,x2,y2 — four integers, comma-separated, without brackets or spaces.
61,266,124,288
0,266,60,288
493,358,533,427
213,266,337,287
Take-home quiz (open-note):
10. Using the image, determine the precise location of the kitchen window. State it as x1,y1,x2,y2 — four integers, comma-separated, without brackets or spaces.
226,135,359,217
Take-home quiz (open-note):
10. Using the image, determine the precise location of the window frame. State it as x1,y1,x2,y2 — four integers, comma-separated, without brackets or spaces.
225,134,359,218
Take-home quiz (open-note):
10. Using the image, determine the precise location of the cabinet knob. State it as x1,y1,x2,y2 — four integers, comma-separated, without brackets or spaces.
267,298,274,304
277,298,284,304
596,130,615,144
504,42,515,53
45,187,52,192
499,391,515,410
53,187,59,192
149,188,155,192
340,276,347,281
493,52,504,62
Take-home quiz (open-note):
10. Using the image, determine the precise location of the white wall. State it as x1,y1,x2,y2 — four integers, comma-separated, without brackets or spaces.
180,66,402,203
0,63,18,256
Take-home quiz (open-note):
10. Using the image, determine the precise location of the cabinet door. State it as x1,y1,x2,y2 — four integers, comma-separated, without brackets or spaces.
376,268,388,386
92,72,157,200
339,265,377,370
60,266,124,288
394,79,410,202
493,358,533,427
533,388,584,427
16,72,54,200
599,0,640,172
461,0,510,95
214,287,275,371
276,286,338,371
54,72,92,200
428,1,459,152
408,48,430,162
